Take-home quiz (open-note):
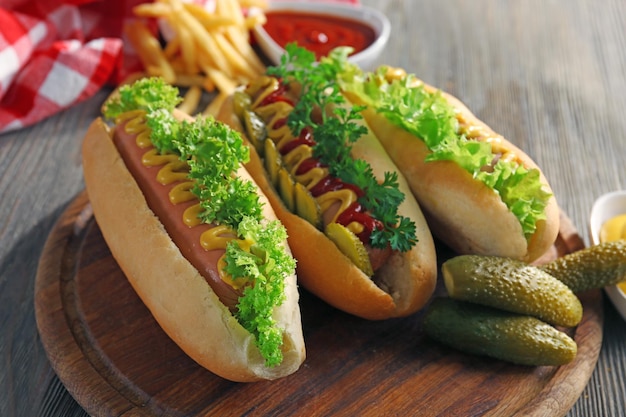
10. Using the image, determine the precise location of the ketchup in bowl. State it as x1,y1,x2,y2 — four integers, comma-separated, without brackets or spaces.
263,11,377,59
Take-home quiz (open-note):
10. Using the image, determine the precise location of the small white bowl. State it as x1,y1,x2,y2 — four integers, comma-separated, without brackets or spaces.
589,190,626,322
251,1,391,70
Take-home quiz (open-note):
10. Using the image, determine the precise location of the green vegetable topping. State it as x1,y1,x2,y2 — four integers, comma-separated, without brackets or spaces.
225,217,295,366
103,77,296,367
267,44,417,252
104,77,181,119
325,47,552,239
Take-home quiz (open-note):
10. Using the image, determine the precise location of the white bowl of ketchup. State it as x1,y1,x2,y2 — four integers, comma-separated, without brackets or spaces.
251,1,391,70
589,190,626,322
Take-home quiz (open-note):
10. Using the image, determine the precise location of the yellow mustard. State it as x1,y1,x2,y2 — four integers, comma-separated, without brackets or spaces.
283,144,312,175
600,213,626,242
250,80,358,229
599,213,626,293
203,225,254,290
295,166,328,190
122,111,242,288
316,189,358,225
118,109,152,148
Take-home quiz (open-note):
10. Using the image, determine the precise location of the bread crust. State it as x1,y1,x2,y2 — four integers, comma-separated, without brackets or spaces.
82,118,305,381
343,89,560,262
218,96,438,320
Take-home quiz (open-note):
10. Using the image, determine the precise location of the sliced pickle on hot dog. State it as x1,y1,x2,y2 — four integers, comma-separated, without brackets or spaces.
233,90,251,119
326,222,374,277
243,109,266,154
264,138,281,187
277,167,296,212
294,182,323,229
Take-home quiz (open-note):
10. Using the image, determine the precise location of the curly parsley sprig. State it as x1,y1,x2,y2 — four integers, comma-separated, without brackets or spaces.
267,44,417,252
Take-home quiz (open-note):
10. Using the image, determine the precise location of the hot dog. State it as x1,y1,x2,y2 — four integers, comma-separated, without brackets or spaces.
216,49,438,320
325,47,560,262
81,77,305,382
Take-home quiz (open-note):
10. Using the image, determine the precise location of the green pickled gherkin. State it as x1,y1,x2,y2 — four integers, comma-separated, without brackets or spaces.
242,110,267,155
423,298,578,366
540,240,626,293
442,255,583,327
264,138,281,187
294,182,323,230
232,90,251,119
325,223,374,277
277,167,296,212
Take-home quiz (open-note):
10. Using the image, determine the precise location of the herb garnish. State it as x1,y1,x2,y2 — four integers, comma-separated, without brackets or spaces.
267,44,417,252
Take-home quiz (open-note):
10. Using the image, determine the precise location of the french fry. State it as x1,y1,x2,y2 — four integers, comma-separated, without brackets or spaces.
176,23,199,75
163,36,181,59
177,85,203,115
225,25,266,74
168,0,235,76
125,20,176,84
128,0,269,115
238,0,268,11
175,74,207,88
223,0,267,73
202,76,216,92
211,32,259,80
203,91,229,117
184,3,236,30
200,57,238,94
245,13,267,30
132,2,171,18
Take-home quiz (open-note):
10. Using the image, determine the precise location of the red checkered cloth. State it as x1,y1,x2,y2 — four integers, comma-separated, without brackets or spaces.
0,0,147,133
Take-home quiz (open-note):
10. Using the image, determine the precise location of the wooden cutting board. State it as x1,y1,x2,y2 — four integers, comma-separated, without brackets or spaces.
35,191,603,417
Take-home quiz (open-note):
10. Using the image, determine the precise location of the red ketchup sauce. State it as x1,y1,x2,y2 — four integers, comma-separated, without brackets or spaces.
263,10,377,59
265,97,382,244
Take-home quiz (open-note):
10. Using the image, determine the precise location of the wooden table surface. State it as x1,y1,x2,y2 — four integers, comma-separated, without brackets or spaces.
1,1,625,416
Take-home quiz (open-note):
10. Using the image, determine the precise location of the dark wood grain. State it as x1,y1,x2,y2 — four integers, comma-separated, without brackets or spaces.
34,192,602,417
2,1,626,416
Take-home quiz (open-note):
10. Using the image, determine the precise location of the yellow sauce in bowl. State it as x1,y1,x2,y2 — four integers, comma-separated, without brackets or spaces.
600,213,626,293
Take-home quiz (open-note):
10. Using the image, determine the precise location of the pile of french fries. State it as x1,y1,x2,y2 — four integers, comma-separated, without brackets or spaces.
126,0,268,115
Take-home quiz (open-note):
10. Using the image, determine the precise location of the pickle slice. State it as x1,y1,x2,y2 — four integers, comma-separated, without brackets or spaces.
277,167,296,212
442,255,583,327
264,139,281,187
325,222,373,277
294,182,323,229
232,90,251,119
540,240,626,293
423,298,578,366
243,109,266,154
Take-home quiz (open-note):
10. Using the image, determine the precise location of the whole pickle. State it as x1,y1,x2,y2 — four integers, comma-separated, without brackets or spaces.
540,240,626,293
423,298,578,366
442,255,583,327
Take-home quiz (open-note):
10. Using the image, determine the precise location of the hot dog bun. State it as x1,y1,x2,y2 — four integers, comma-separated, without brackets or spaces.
344,86,560,263
82,118,305,382
217,93,438,320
